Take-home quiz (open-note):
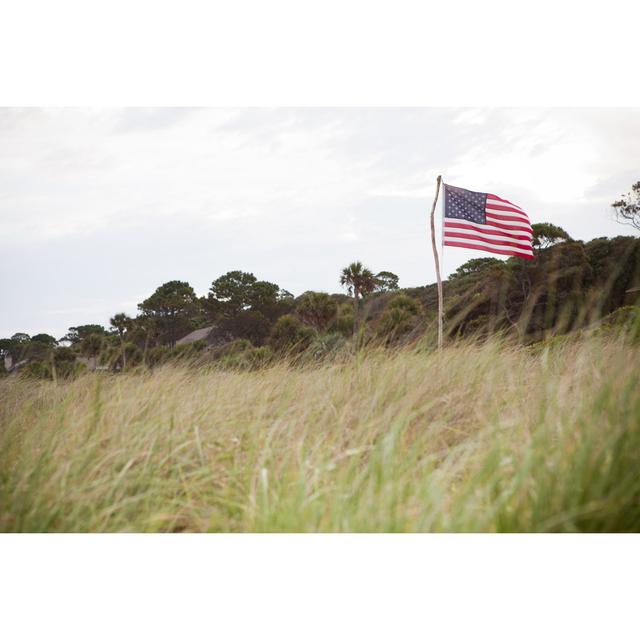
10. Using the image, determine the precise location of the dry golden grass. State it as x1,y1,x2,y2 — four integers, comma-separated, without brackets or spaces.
1,336,639,532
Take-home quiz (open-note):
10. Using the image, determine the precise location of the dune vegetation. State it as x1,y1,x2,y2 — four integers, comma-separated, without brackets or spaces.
1,330,639,533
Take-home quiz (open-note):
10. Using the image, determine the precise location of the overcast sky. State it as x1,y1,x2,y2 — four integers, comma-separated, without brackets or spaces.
1,107,638,339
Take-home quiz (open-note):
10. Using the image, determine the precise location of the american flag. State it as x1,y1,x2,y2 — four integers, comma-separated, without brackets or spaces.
443,184,534,260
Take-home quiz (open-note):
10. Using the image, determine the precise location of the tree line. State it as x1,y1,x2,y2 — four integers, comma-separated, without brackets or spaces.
0,264,406,377
2,188,640,379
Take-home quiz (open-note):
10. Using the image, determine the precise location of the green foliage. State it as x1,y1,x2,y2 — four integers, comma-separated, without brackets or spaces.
218,345,274,370
340,261,377,299
219,339,253,356
387,293,421,315
374,271,400,292
307,332,348,360
20,360,53,380
269,314,315,353
53,346,76,363
80,333,105,358
146,345,172,367
452,257,501,279
31,333,57,346
2,333,58,364
0,339,13,357
594,306,640,342
207,271,293,345
441,235,640,341
531,222,572,249
21,355,85,380
612,181,640,231
377,307,419,340
110,313,132,338
340,261,378,336
327,303,355,337
123,342,143,367
223,310,272,345
296,292,338,330
376,294,422,342
138,280,200,347
61,325,106,345
208,270,259,317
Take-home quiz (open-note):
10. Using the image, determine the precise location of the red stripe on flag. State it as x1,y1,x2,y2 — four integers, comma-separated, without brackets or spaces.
485,203,529,216
444,231,532,250
444,221,533,241
443,240,535,260
486,211,533,226
483,218,533,236
487,193,521,208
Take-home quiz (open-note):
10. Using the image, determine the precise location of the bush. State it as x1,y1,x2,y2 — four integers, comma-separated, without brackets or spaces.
387,294,421,315
307,332,348,360
146,345,171,367
376,294,422,342
595,306,640,342
209,339,252,362
328,303,355,337
20,361,53,380
123,342,143,367
296,292,338,330
376,307,419,342
217,345,274,370
269,315,315,353
53,347,76,363
174,341,206,359
21,358,86,380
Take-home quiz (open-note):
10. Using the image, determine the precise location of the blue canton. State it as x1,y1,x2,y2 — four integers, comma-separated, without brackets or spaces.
444,184,487,224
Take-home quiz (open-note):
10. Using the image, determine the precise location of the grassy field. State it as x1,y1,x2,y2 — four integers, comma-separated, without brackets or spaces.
1,334,639,532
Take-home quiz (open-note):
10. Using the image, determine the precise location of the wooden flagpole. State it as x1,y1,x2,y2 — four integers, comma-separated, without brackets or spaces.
429,175,444,348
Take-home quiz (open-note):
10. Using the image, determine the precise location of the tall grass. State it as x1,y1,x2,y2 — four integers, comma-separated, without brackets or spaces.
1,334,639,532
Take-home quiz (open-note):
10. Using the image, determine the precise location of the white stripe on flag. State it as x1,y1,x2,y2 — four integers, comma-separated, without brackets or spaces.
486,197,525,212
444,236,534,256
444,217,533,238
444,229,533,249
485,206,531,222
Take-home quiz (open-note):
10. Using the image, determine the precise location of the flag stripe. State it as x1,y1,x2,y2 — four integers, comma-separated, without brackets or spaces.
487,194,522,210
446,216,533,237
484,213,533,231
486,219,534,235
444,239,534,260
486,211,533,226
444,230,533,249
486,206,530,221
443,220,533,241
485,202,527,216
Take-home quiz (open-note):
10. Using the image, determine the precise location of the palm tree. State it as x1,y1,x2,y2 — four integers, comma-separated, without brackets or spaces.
80,333,104,370
110,313,131,370
340,261,377,334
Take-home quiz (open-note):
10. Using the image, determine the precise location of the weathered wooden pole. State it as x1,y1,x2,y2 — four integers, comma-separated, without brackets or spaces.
429,175,444,348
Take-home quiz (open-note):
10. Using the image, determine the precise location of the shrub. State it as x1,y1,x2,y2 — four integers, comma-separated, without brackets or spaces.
376,294,422,342
595,305,640,342
387,294,421,315
20,361,52,380
269,315,315,353
328,303,355,337
376,307,419,342
296,292,339,330
307,332,348,360
146,345,171,367
218,345,274,370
